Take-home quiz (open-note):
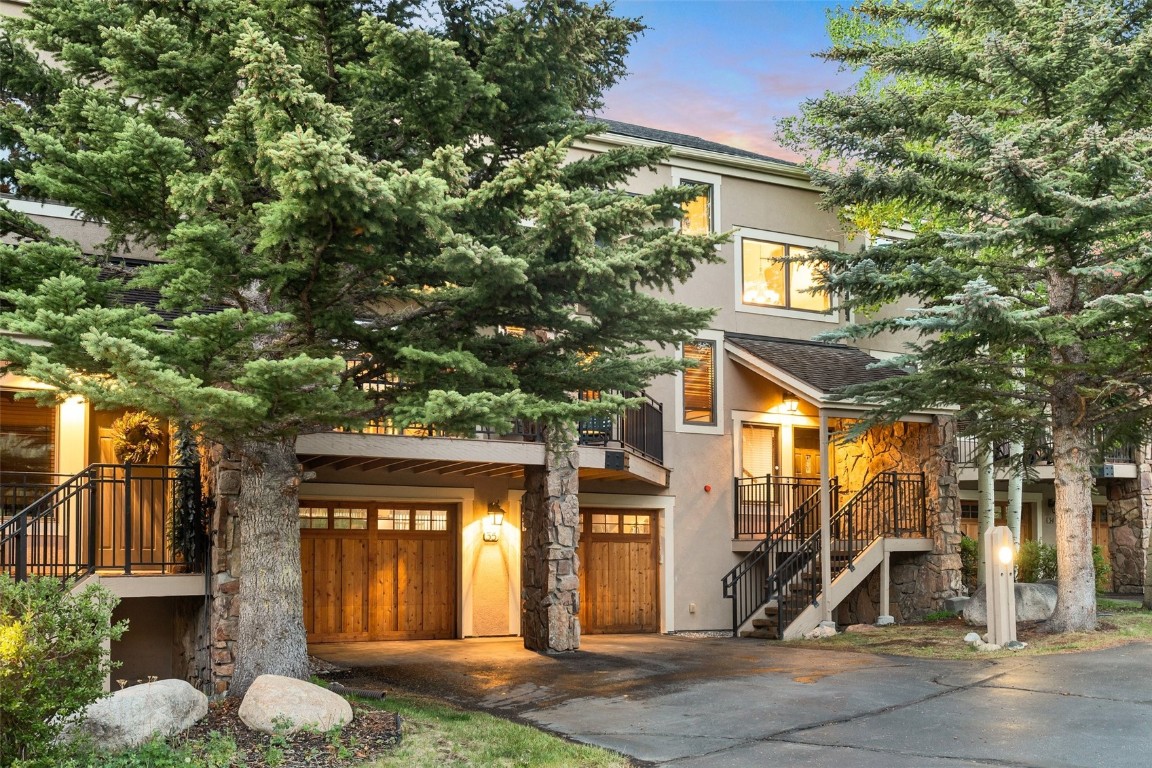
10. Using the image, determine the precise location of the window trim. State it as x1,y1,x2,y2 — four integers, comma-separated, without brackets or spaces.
675,328,725,435
733,227,840,323
671,167,722,235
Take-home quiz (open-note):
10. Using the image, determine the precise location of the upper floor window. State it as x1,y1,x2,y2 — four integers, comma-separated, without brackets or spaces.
682,340,716,425
741,238,830,313
680,181,713,235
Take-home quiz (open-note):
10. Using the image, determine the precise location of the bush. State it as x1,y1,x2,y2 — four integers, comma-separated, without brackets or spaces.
959,535,978,593
1093,545,1112,592
0,575,125,767
1016,540,1058,583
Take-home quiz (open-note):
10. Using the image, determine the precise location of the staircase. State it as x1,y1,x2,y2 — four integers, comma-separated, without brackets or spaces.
0,463,204,581
722,471,928,640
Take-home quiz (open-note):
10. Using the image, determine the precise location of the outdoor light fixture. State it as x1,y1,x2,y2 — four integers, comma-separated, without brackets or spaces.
483,501,506,543
782,393,800,413
998,544,1015,565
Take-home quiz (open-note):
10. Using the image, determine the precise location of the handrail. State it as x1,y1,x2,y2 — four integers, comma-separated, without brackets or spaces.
721,479,835,632
724,470,928,638
0,463,206,581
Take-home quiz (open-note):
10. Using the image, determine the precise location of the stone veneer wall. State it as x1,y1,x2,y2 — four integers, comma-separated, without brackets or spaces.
834,416,963,623
520,432,581,653
1107,464,1152,595
205,445,242,694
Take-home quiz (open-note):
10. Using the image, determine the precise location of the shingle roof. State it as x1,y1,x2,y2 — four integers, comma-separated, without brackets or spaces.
592,119,797,167
725,333,905,395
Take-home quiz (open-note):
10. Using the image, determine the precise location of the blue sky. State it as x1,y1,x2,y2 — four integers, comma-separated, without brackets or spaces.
600,1,855,161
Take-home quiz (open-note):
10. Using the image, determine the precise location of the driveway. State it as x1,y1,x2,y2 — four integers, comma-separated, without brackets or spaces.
312,634,1152,767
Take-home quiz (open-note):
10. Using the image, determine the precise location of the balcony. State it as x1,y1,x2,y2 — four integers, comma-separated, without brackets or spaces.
956,430,1144,482
299,391,668,486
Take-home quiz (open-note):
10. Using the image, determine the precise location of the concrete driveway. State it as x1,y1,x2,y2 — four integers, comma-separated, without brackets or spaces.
312,634,1152,767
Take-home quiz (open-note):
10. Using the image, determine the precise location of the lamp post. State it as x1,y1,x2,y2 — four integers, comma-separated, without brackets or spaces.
984,525,1017,646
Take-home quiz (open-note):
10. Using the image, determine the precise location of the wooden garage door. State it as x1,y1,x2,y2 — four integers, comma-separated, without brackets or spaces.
299,501,456,642
578,509,659,634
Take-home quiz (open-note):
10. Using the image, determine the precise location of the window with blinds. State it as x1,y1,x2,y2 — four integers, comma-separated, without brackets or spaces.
0,390,56,475
682,340,716,425
741,424,777,478
680,181,713,235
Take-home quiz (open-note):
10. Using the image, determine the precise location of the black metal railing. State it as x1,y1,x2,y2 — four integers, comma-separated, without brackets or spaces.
734,475,831,539
957,431,1139,467
724,471,928,638
0,463,205,581
0,472,72,518
721,480,833,633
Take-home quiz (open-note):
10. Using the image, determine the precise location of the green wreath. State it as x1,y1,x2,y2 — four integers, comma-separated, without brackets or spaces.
109,412,165,464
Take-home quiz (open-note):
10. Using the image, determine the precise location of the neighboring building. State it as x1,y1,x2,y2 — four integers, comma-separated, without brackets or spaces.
4,121,977,694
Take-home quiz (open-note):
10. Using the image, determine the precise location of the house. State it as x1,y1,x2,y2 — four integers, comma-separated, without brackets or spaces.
2,119,986,693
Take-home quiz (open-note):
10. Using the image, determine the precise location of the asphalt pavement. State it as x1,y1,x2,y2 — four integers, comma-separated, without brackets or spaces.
312,634,1152,767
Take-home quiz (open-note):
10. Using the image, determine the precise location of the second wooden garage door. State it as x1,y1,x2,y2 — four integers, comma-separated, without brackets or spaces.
299,501,456,642
578,509,659,634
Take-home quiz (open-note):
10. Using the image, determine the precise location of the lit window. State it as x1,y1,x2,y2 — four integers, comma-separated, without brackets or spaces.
621,514,650,535
332,507,368,530
741,239,830,312
0,390,55,475
680,182,712,235
591,513,619,534
682,340,716,425
298,507,330,529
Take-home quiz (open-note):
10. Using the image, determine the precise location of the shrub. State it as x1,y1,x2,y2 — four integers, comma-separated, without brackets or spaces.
959,535,978,593
1093,545,1112,592
0,575,125,767
1016,540,1057,583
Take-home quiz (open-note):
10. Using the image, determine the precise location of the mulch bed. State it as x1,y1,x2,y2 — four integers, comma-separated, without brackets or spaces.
179,696,402,767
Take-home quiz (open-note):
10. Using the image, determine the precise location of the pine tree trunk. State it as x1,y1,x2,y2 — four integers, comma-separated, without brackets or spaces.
230,436,310,696
1047,383,1098,632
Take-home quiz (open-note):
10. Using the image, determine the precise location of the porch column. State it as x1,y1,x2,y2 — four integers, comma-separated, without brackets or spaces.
819,410,833,625
521,425,581,653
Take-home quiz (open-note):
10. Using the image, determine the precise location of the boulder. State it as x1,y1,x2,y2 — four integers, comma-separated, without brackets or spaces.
943,596,970,615
962,582,1057,626
804,625,837,640
61,679,207,751
239,675,353,735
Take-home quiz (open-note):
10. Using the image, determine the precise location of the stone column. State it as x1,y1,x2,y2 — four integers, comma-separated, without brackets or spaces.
1107,463,1152,595
205,445,242,695
913,415,965,613
521,425,581,653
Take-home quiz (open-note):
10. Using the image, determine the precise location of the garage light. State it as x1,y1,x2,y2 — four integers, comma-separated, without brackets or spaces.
484,501,506,542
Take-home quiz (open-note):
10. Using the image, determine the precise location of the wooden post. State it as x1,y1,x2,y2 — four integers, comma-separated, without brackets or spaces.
984,526,1017,646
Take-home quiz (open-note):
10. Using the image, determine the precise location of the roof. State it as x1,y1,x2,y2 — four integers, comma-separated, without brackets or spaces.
593,119,797,167
725,333,905,395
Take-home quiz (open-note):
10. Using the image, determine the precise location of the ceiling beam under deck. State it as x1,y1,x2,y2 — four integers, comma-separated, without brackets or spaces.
431,461,475,475
330,456,371,471
457,463,506,477
300,455,346,471
353,458,406,473
486,465,524,478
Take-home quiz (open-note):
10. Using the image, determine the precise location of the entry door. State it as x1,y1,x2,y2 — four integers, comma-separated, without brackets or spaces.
793,427,820,479
578,509,659,633
300,501,457,642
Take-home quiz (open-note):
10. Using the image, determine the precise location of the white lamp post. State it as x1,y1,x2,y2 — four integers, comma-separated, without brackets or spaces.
984,525,1017,646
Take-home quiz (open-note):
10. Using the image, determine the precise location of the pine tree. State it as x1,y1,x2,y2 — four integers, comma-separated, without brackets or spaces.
782,0,1152,631
0,0,719,691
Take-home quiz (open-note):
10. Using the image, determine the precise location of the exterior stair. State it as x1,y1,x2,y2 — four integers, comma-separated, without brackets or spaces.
723,471,930,641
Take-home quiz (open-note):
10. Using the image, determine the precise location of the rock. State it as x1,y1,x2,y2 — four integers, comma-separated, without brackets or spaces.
845,623,878,633
60,679,207,751
804,625,837,640
962,582,1057,626
977,642,1002,652
964,632,982,644
239,675,353,735
1005,640,1028,651
875,615,895,626
944,596,969,614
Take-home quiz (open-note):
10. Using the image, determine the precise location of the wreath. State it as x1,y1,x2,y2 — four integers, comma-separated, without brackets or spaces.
109,412,165,464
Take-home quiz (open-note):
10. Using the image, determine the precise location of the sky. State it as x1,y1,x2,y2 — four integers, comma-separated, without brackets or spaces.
599,0,856,162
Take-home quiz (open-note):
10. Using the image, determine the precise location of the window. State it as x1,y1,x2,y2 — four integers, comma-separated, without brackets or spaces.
741,424,777,478
682,340,716,425
680,181,713,234
0,390,55,475
741,238,830,312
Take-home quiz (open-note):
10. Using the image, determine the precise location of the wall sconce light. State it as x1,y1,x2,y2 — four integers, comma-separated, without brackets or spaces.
483,501,506,543
782,393,799,413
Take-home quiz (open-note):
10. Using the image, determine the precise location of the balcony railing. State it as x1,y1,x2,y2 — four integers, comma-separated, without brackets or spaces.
337,391,665,465
0,464,205,581
734,475,829,539
957,432,1139,468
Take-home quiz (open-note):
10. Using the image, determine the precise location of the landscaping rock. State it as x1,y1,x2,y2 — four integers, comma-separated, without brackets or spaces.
61,679,207,751
804,625,837,640
239,675,353,735
962,582,1057,626
944,596,970,614
845,623,879,633
1005,640,1028,651
964,632,982,644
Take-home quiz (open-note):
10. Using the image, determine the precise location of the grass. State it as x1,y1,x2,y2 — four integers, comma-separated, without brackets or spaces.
363,692,632,768
49,691,632,768
782,597,1152,661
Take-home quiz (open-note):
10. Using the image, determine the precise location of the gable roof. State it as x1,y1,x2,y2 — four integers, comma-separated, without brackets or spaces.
593,119,797,167
724,332,904,396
